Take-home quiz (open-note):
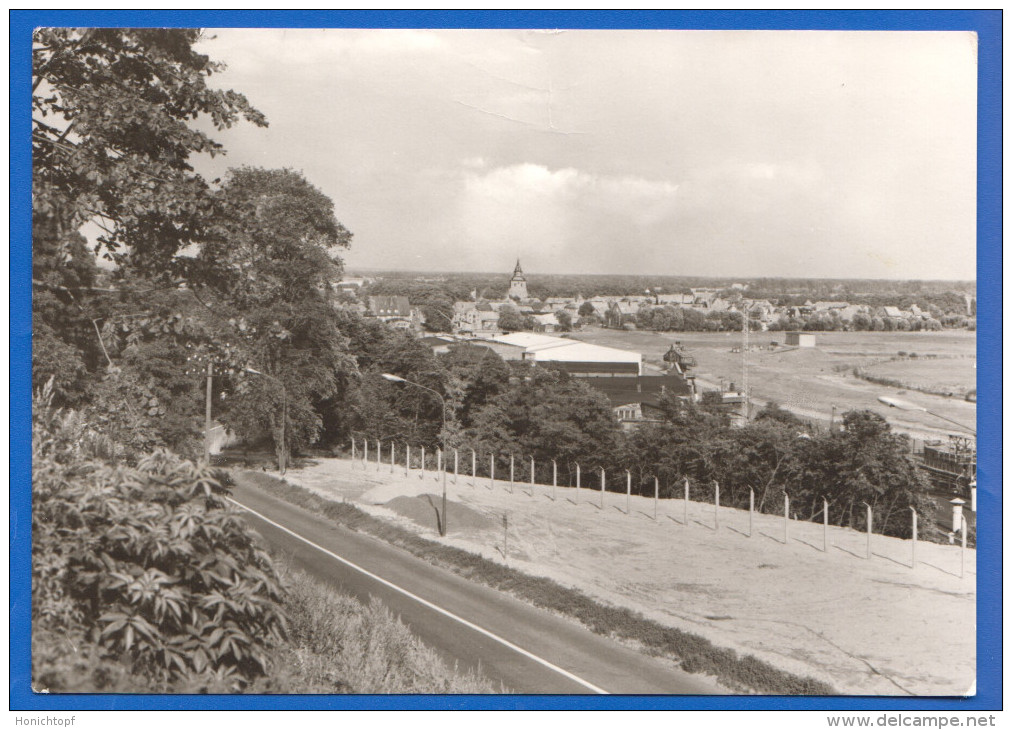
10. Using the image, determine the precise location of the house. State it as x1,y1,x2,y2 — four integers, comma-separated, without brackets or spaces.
746,300,776,324
785,331,816,347
812,301,849,312
367,296,420,329
530,312,560,333
656,293,694,305
592,374,693,430
452,303,500,335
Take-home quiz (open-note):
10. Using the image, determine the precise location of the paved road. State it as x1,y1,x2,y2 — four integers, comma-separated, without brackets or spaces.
230,476,722,695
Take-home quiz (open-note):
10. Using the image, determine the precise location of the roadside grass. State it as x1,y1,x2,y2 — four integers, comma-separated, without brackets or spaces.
236,470,836,695
260,557,501,694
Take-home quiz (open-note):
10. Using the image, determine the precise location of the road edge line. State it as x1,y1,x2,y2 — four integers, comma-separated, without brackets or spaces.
227,495,610,695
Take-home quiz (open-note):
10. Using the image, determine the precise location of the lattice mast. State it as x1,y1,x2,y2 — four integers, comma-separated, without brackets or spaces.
741,310,749,421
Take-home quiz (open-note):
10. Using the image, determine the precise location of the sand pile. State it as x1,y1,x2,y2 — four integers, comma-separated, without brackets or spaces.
385,494,498,534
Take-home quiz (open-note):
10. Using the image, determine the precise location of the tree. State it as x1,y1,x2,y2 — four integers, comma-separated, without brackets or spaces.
578,301,596,318
32,28,268,431
788,411,932,536
33,28,266,278
554,310,574,332
755,401,805,428
499,306,533,332
467,368,622,483
204,168,355,472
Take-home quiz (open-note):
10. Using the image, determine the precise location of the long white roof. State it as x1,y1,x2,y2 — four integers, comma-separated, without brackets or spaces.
489,333,642,364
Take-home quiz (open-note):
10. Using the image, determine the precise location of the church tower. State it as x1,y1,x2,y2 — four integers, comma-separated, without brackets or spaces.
508,259,529,300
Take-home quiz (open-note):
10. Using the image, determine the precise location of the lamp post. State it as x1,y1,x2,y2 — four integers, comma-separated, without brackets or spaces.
877,396,976,435
204,362,213,466
382,373,449,536
245,367,288,475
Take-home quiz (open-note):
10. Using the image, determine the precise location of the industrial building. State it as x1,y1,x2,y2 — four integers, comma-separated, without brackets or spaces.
483,332,643,377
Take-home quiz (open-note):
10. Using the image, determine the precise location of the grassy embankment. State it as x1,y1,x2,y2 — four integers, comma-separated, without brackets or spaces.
237,470,836,695
258,558,499,693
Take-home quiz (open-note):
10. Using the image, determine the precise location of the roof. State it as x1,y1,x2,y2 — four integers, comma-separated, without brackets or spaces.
489,332,642,366
368,295,412,316
590,374,692,407
531,313,559,324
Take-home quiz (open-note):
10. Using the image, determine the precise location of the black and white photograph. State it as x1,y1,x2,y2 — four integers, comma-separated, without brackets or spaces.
29,24,981,699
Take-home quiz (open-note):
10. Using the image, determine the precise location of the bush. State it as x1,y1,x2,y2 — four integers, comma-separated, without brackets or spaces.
32,381,287,692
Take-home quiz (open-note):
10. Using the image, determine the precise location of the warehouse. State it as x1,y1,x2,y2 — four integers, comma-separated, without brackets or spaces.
485,332,643,377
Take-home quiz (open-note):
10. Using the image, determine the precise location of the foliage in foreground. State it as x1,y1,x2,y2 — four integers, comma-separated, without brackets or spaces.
240,471,835,695
32,383,287,692
32,383,499,694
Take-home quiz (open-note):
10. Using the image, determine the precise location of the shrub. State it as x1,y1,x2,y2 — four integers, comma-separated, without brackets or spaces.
32,381,287,691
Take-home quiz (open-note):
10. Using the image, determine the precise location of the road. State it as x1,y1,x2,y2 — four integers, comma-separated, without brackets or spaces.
230,476,722,695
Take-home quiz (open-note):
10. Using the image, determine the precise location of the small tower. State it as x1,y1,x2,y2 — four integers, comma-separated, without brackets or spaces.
508,258,529,300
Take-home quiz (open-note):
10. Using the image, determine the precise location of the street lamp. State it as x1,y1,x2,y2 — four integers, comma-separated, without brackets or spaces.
247,367,289,474
877,396,976,435
382,373,448,536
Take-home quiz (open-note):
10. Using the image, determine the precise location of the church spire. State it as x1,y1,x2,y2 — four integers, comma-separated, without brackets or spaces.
508,258,528,300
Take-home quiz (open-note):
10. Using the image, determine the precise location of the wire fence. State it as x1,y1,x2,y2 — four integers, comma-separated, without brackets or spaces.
346,435,975,577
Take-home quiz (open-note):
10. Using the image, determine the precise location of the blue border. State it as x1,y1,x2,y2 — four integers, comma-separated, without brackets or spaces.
10,10,1001,711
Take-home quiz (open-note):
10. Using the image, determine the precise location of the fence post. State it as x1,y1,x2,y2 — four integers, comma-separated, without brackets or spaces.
864,502,872,559
823,498,829,552
552,460,557,501
683,477,689,526
626,470,631,514
749,488,754,537
421,446,426,478
405,444,410,477
654,477,659,520
471,449,476,487
390,442,395,473
377,440,382,471
600,467,606,509
454,448,459,484
489,454,495,490
714,480,720,530
364,438,369,466
437,447,442,474
784,493,790,544
910,506,918,569
351,436,356,461
509,454,515,494
530,456,536,496
576,463,581,494
960,514,967,578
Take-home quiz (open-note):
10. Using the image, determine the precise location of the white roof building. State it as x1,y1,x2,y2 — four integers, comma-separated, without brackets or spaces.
488,333,643,376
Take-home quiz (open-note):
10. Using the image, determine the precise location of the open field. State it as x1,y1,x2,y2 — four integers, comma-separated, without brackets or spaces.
569,328,977,441
859,357,976,398
280,457,975,696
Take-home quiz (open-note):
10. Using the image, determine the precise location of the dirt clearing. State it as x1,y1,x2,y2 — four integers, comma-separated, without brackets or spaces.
282,457,975,696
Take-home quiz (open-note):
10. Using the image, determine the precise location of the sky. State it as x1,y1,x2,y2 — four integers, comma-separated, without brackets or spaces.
192,29,978,280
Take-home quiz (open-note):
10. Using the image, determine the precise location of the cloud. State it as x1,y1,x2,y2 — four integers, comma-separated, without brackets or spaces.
444,163,680,272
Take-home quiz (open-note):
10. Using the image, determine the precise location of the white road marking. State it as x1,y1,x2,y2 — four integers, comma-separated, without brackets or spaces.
228,495,610,695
